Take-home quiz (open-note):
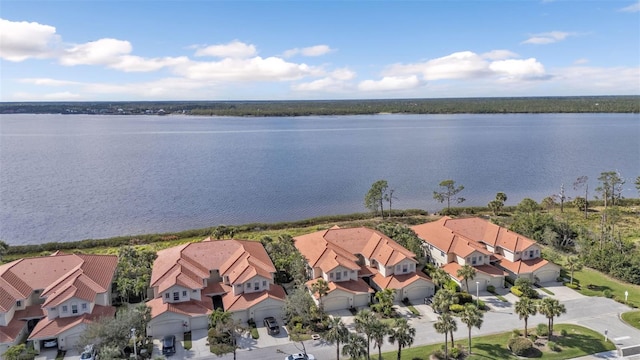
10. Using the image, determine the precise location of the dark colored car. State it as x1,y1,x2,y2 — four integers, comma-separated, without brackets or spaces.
263,316,280,335
162,335,176,355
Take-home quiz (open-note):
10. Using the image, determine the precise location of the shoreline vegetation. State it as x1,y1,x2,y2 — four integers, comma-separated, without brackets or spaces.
3,197,638,261
1,95,639,116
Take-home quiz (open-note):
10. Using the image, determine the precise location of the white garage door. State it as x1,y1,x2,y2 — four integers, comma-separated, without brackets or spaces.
150,320,185,338
405,286,430,302
65,335,81,351
323,296,350,312
253,307,283,325
536,269,558,283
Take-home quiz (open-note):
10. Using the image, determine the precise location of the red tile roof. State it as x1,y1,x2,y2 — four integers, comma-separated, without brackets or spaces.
0,254,116,312
371,271,432,290
294,227,417,275
29,305,116,340
150,239,276,295
222,285,286,312
146,297,213,318
441,263,506,280
306,278,373,299
498,257,551,275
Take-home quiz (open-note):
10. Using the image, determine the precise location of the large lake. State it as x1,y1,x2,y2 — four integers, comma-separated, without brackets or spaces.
1,113,638,245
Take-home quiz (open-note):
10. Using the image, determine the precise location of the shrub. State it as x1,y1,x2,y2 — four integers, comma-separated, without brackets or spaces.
450,304,465,313
603,289,613,298
548,341,561,352
477,300,486,309
560,329,568,337
556,276,565,282
512,329,521,338
536,323,549,337
450,346,462,359
445,280,461,293
511,286,524,297
456,292,473,305
508,337,534,356
528,334,537,343
564,282,579,289
487,285,496,293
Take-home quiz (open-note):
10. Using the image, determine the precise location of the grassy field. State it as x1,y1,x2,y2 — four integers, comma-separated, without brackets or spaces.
621,311,640,330
379,324,615,360
571,267,640,308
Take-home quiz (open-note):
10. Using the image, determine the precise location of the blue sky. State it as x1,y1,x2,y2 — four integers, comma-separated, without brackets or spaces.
1,0,639,101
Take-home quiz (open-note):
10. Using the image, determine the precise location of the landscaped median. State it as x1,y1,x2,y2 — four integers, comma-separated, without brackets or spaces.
621,310,640,330
379,324,615,360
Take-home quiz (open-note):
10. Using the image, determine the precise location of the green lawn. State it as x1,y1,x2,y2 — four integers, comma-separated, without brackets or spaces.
571,267,640,307
621,311,640,330
380,324,615,360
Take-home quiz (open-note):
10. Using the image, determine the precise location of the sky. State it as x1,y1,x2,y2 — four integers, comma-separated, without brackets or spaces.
1,0,639,101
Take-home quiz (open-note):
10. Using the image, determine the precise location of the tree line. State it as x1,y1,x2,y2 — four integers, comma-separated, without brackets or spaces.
2,96,639,115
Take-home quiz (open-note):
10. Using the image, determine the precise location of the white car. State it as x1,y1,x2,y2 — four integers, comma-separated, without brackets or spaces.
43,339,58,348
285,354,316,360
80,344,96,360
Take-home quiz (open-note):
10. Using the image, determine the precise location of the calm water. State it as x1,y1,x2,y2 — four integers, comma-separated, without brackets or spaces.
0,113,638,245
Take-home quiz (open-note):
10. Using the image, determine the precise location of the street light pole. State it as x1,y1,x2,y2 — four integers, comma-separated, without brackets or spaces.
131,328,137,359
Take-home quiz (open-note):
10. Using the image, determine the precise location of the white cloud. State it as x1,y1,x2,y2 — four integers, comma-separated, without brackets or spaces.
61,38,132,66
619,2,640,12
358,75,422,92
489,58,547,79
522,31,574,44
573,58,589,65
554,65,640,93
0,19,60,61
109,55,189,72
175,56,315,82
194,40,257,58
292,68,355,92
283,45,333,58
482,50,519,60
19,78,81,86
386,51,490,80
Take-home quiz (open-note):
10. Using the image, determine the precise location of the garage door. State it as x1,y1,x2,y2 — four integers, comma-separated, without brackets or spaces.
535,270,558,283
150,320,185,338
64,335,81,351
253,307,283,325
405,286,430,302
323,296,350,312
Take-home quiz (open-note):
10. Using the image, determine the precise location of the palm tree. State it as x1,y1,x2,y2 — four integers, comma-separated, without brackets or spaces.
459,304,483,354
456,264,477,293
369,319,390,360
373,288,395,317
434,313,457,360
388,318,415,360
432,288,456,314
311,278,330,312
539,297,566,340
514,296,537,337
342,333,368,360
432,268,450,289
324,316,349,360
565,256,582,285
354,309,377,360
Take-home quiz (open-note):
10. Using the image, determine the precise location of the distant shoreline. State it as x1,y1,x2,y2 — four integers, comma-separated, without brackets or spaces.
1,96,639,116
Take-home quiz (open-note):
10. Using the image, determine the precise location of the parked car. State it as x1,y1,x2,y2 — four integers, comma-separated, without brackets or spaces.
263,316,280,335
162,335,176,355
43,339,58,348
285,354,316,360
80,344,96,360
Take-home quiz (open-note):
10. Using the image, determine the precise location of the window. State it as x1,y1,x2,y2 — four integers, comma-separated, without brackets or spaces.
16,300,22,307
396,265,401,271
343,271,348,277
254,282,259,291
72,304,78,314
246,283,250,288
182,290,187,297
262,280,267,286
51,307,56,311
193,289,198,293
472,256,477,265
440,251,445,257
165,293,169,299
336,271,342,280
62,305,68,313
82,303,87,311
329,272,334,279
173,292,179,301
402,264,408,273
